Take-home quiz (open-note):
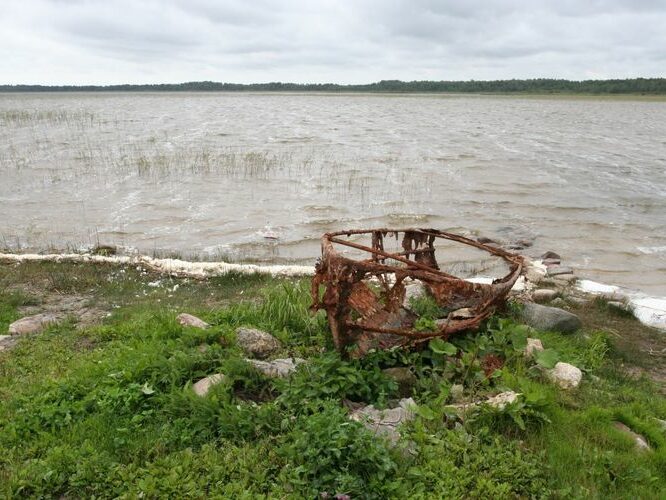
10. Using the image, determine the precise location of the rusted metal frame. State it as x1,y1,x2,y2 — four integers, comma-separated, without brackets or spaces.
328,227,520,264
416,228,522,263
314,228,523,356
328,236,458,278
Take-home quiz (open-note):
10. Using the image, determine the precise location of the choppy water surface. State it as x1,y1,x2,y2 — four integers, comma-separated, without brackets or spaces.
1,92,665,294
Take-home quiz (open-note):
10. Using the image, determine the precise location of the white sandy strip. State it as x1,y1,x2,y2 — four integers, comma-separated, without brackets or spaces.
0,253,315,278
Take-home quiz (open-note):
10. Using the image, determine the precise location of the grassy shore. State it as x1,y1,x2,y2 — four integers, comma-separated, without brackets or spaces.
1,261,665,498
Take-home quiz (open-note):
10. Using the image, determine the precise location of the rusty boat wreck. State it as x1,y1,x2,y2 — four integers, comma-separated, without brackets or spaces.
311,229,525,357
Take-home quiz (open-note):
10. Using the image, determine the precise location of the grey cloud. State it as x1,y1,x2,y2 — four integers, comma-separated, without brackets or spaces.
0,0,664,84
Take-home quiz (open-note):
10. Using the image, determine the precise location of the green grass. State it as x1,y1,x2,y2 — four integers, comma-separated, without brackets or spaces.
1,262,665,498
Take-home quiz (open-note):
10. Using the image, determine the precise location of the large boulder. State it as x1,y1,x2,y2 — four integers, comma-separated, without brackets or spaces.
521,303,581,333
246,358,305,378
8,314,57,335
236,327,281,359
547,362,582,389
177,313,209,329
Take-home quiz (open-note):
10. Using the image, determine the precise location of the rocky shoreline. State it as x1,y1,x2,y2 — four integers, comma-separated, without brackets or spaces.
1,248,665,331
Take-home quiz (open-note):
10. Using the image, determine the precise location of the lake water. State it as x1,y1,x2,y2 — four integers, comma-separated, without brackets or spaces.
1,92,665,294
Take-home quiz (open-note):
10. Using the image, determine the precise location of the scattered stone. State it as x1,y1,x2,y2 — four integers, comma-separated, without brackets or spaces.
485,391,520,410
177,313,210,329
567,296,588,306
613,422,651,451
403,282,426,311
193,373,226,396
350,398,416,445
525,338,545,357
383,367,417,397
510,275,528,293
448,391,521,417
553,274,577,284
450,307,475,319
521,302,582,333
246,357,305,378
532,289,558,303
236,327,281,359
547,266,574,277
524,261,547,284
550,298,566,307
542,258,561,266
477,236,498,245
547,362,582,389
541,251,561,261
8,313,57,335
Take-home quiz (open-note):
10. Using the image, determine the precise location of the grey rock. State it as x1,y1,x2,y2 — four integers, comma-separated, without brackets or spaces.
236,327,281,359
542,258,561,266
403,282,426,311
567,296,588,306
350,398,416,445
525,267,546,284
547,362,582,389
448,391,521,417
541,251,561,260
246,357,305,378
547,266,574,277
553,274,577,284
532,289,558,303
550,298,566,307
8,313,57,335
193,373,226,396
521,302,582,333
177,313,210,329
485,391,520,410
613,421,651,451
477,236,499,245
383,367,417,397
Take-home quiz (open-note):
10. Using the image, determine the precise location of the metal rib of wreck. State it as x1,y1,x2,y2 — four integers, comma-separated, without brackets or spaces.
311,229,524,357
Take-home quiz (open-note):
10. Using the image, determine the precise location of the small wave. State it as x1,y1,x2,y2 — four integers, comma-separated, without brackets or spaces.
637,245,666,255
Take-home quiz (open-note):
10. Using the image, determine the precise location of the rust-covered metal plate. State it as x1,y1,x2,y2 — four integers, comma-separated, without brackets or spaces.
311,228,524,357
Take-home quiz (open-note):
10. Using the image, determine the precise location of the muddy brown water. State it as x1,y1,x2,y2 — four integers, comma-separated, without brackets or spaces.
1,92,665,294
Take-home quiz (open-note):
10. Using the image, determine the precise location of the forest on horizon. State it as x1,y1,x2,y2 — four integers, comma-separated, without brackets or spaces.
1,78,665,94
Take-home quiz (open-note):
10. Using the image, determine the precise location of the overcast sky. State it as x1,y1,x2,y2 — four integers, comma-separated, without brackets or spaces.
2,0,665,85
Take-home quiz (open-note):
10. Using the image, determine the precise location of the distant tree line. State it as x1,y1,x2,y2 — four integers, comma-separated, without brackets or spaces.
1,78,665,94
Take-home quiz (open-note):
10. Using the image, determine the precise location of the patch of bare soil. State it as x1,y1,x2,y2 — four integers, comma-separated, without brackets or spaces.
9,284,108,330
571,299,666,387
